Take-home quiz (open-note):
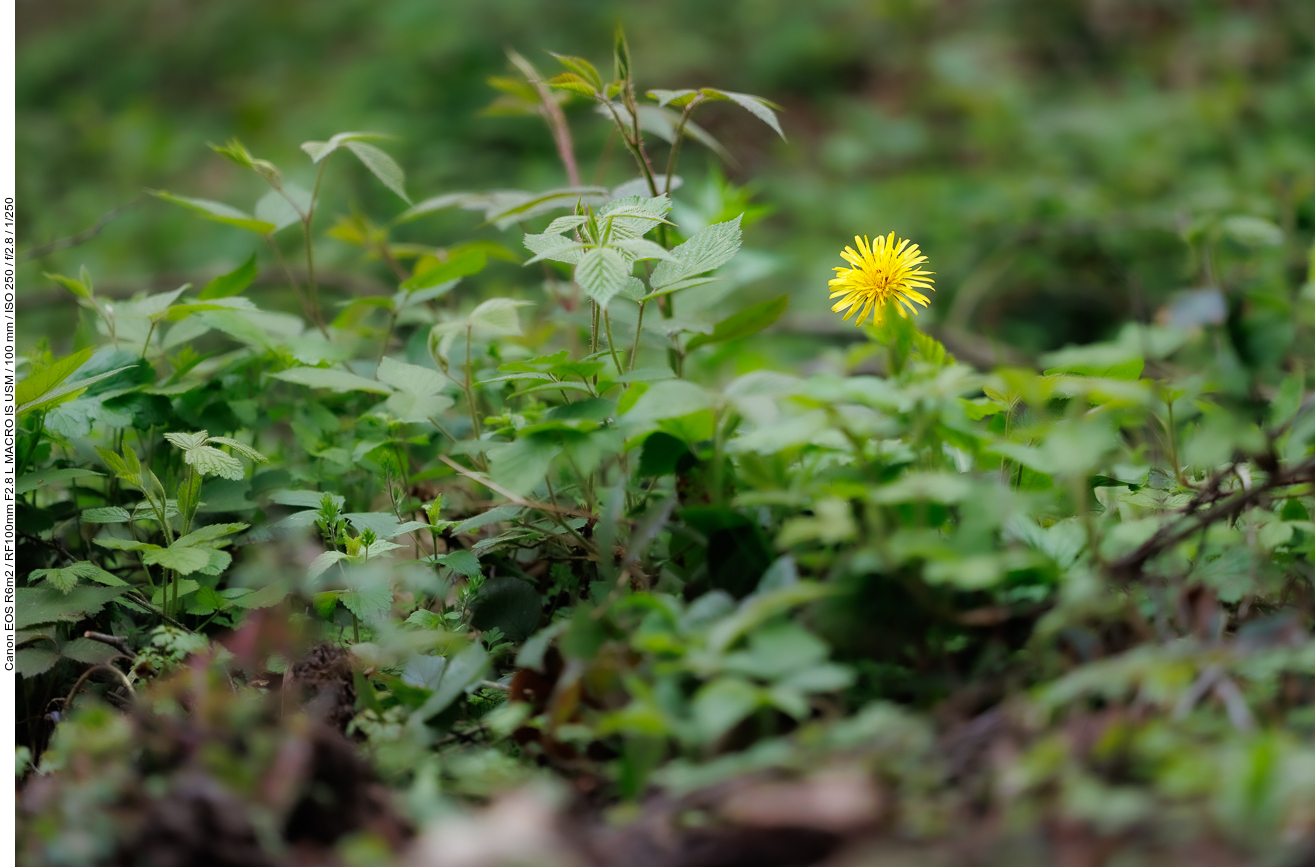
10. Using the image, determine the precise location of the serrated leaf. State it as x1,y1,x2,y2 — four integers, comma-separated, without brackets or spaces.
300,131,391,164
149,191,276,234
270,367,394,394
93,536,158,552
17,365,135,419
377,357,447,396
344,140,410,203
545,72,598,97
182,446,245,481
143,546,213,575
340,583,394,622
614,238,677,262
16,649,58,678
575,247,631,308
16,585,128,629
523,232,586,266
544,215,588,235
705,89,786,140
205,436,268,464
432,549,481,577
81,506,131,524
650,216,743,289
163,431,209,451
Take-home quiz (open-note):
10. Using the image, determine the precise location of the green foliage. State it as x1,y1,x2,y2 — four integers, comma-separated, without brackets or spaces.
15,12,1315,866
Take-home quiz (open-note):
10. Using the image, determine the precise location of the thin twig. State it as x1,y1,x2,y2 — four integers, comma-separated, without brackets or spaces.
20,196,144,261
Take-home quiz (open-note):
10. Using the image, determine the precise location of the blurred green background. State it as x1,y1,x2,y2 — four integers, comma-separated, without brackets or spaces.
17,0,1315,355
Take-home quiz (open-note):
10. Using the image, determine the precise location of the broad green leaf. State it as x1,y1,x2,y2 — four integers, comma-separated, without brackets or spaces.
16,585,128,629
575,247,631,308
18,365,134,419
205,436,268,464
182,446,244,481
384,392,455,423
468,298,534,337
270,367,394,394
16,468,102,496
340,583,395,622
469,577,542,643
686,295,787,351
488,435,562,496
650,216,743,290
401,249,486,290
522,232,585,266
545,72,598,97
413,643,489,722
15,348,93,408
551,52,604,92
16,648,58,678
45,271,92,300
162,431,208,451
142,546,213,575
199,253,258,299
431,549,481,577
622,380,714,425
93,536,157,552
308,550,349,580
377,356,447,396
81,506,131,524
172,522,249,548
693,678,763,743
702,89,786,140
300,131,390,163
149,191,276,234
344,140,410,203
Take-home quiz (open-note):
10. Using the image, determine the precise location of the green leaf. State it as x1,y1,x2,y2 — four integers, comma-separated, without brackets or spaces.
384,392,455,423
301,131,391,163
15,348,93,408
650,216,743,290
413,643,489,722
45,271,92,300
469,576,542,643
172,522,249,548
377,357,447,397
143,546,213,575
308,551,349,580
344,140,410,203
149,190,276,234
401,249,486,290
16,468,102,496
199,254,259,300
622,381,714,428
16,649,58,678
340,583,394,622
575,247,631,308
431,549,481,577
686,295,787,352
81,506,131,524
270,367,394,394
522,232,585,266
16,585,128,629
702,89,786,140
468,298,534,337
181,446,245,481
693,678,763,743
550,53,604,91
205,438,268,467
488,435,562,496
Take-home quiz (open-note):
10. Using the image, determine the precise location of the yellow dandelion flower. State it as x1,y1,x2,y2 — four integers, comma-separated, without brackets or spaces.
828,233,934,328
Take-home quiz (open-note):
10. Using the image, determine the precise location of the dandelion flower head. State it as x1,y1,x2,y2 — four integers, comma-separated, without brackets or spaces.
829,233,934,328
